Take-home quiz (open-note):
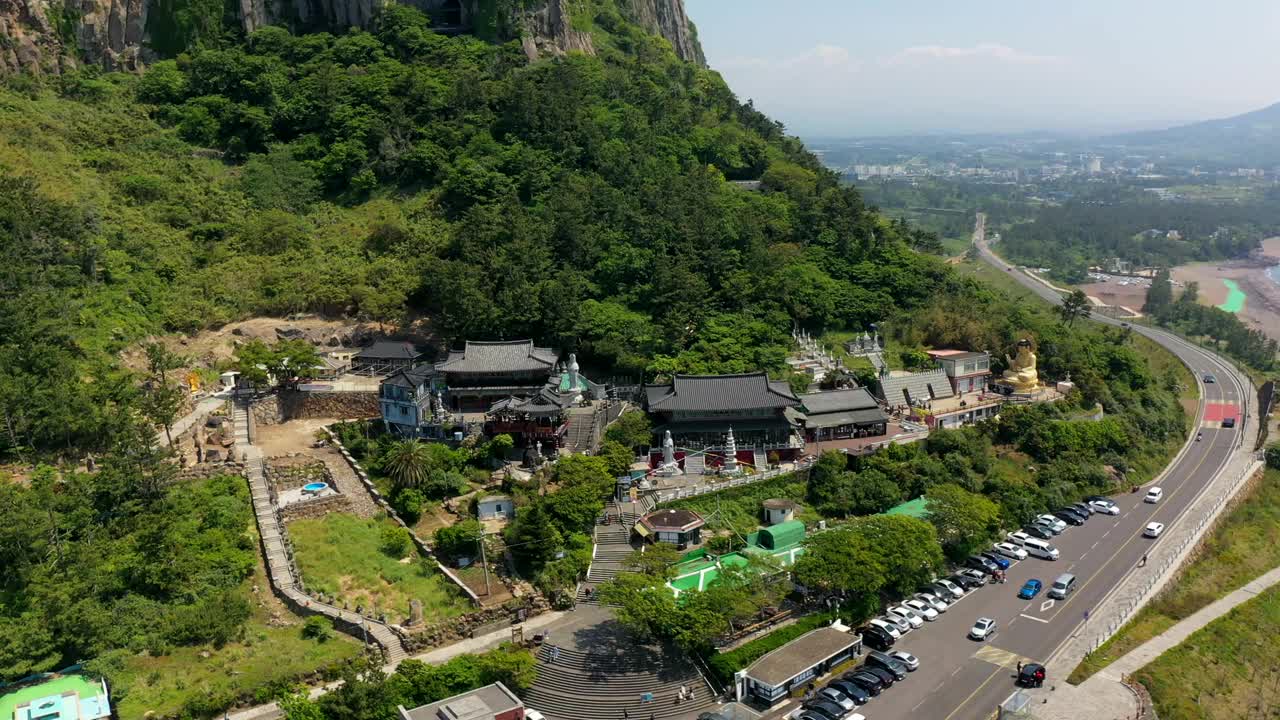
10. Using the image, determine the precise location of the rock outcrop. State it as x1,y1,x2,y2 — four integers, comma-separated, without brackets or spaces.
0,0,704,75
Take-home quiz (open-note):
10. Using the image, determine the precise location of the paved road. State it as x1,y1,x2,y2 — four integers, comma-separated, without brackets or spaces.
855,218,1252,720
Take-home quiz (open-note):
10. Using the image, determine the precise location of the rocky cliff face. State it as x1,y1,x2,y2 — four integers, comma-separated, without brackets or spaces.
0,0,703,74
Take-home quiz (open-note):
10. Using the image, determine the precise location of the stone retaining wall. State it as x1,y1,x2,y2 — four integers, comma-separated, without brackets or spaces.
281,494,353,522
176,461,246,482
266,455,331,492
398,596,551,653
250,390,379,427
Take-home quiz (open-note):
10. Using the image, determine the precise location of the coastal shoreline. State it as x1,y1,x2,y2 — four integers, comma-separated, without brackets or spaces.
1171,237,1280,342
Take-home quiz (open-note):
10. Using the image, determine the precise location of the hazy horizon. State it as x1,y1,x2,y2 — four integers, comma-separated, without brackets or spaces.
686,0,1280,138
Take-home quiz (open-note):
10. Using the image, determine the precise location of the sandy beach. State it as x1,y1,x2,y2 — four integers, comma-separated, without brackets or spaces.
1171,237,1280,342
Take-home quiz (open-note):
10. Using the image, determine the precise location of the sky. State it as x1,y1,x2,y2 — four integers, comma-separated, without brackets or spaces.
685,0,1280,137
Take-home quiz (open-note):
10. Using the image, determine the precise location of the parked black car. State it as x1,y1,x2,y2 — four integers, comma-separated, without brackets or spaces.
1053,509,1085,526
865,651,909,679
1071,501,1095,516
844,671,884,696
828,679,871,705
859,624,896,650
861,665,897,687
1017,662,1047,687
950,573,983,591
1022,524,1053,540
801,700,847,720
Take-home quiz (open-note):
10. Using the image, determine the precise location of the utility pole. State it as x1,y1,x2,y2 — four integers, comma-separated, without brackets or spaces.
478,530,492,597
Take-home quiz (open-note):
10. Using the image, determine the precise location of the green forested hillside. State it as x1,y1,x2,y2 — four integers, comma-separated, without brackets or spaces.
0,4,1199,716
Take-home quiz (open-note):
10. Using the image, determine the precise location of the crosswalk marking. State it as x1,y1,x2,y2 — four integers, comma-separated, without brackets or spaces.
972,645,1027,670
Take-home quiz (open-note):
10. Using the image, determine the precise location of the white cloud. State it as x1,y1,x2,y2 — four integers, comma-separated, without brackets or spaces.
883,43,1062,66
721,43,862,73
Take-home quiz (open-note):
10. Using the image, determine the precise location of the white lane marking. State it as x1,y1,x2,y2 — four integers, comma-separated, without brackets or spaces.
913,698,928,712
1080,552,1089,559
1102,530,1110,539
952,666,963,677
1020,613,1050,624
1040,599,1056,611
1091,541,1100,548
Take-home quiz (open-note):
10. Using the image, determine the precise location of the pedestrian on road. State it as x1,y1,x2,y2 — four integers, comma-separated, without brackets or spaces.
622,709,629,719
1140,554,1148,567
1017,660,1023,673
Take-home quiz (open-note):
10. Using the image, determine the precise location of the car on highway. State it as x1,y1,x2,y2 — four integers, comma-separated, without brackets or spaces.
1017,663,1047,688
1089,498,1120,515
869,617,903,638
1145,487,1164,504
890,650,920,672
828,679,870,705
916,589,947,609
1023,524,1055,540
1144,522,1165,538
1018,578,1043,599
993,542,1028,561
904,598,940,620
958,569,990,586
1054,509,1086,526
866,650,909,679
1037,515,1068,533
1223,416,1236,428
969,617,998,641
1203,373,1216,383
843,670,883,696
888,605,925,628
859,624,896,651
817,687,857,712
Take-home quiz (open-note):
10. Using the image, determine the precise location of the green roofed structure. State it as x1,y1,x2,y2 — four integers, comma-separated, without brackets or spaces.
0,674,111,720
883,496,930,519
667,519,807,597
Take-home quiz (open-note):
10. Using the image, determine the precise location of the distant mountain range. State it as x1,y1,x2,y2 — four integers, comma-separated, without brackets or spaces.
1107,101,1280,166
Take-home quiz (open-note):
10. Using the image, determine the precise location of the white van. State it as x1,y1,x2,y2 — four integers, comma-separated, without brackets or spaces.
1023,538,1059,561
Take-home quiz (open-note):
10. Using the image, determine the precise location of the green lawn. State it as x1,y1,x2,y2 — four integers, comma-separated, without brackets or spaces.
1069,468,1280,684
1134,583,1280,719
112,528,362,719
289,513,472,623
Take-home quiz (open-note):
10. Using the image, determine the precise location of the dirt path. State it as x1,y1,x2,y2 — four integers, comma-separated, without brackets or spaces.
256,418,381,518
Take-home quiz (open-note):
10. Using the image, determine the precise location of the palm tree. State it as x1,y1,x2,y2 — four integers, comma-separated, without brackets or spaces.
1059,290,1093,327
383,439,433,490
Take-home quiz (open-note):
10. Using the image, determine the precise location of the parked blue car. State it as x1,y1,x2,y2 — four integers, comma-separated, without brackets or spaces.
980,551,1012,571
1018,579,1043,599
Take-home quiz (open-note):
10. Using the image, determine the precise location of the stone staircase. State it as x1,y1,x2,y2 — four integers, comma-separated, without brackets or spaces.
522,645,718,720
682,452,705,476
235,401,409,665
752,449,767,472
563,406,599,455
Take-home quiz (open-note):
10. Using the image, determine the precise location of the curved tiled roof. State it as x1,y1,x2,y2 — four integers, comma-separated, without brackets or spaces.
645,373,800,412
435,340,558,374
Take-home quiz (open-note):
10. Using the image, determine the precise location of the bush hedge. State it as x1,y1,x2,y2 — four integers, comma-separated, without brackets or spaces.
704,611,834,685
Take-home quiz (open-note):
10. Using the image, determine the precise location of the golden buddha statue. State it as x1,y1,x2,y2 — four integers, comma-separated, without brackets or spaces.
1002,339,1040,393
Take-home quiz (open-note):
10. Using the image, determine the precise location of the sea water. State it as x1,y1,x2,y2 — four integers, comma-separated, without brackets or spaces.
1269,264,1280,286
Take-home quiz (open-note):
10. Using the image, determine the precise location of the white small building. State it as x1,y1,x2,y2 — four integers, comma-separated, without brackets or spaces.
477,495,514,521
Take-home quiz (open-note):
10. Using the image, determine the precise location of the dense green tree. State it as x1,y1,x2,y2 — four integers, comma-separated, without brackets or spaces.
925,483,1002,560
384,440,434,491
605,410,654,450
433,519,482,562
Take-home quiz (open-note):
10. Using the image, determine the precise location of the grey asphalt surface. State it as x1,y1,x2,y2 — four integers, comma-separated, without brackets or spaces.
846,222,1249,720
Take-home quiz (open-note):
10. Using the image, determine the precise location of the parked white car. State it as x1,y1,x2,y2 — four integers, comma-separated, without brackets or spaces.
869,617,903,638
1145,487,1164,504
1006,531,1032,546
969,617,997,640
1089,499,1120,515
904,598,940,621
935,578,966,599
1144,522,1165,538
1037,514,1068,533
888,605,925,628
890,650,920,671
993,542,1028,561
915,592,949,613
